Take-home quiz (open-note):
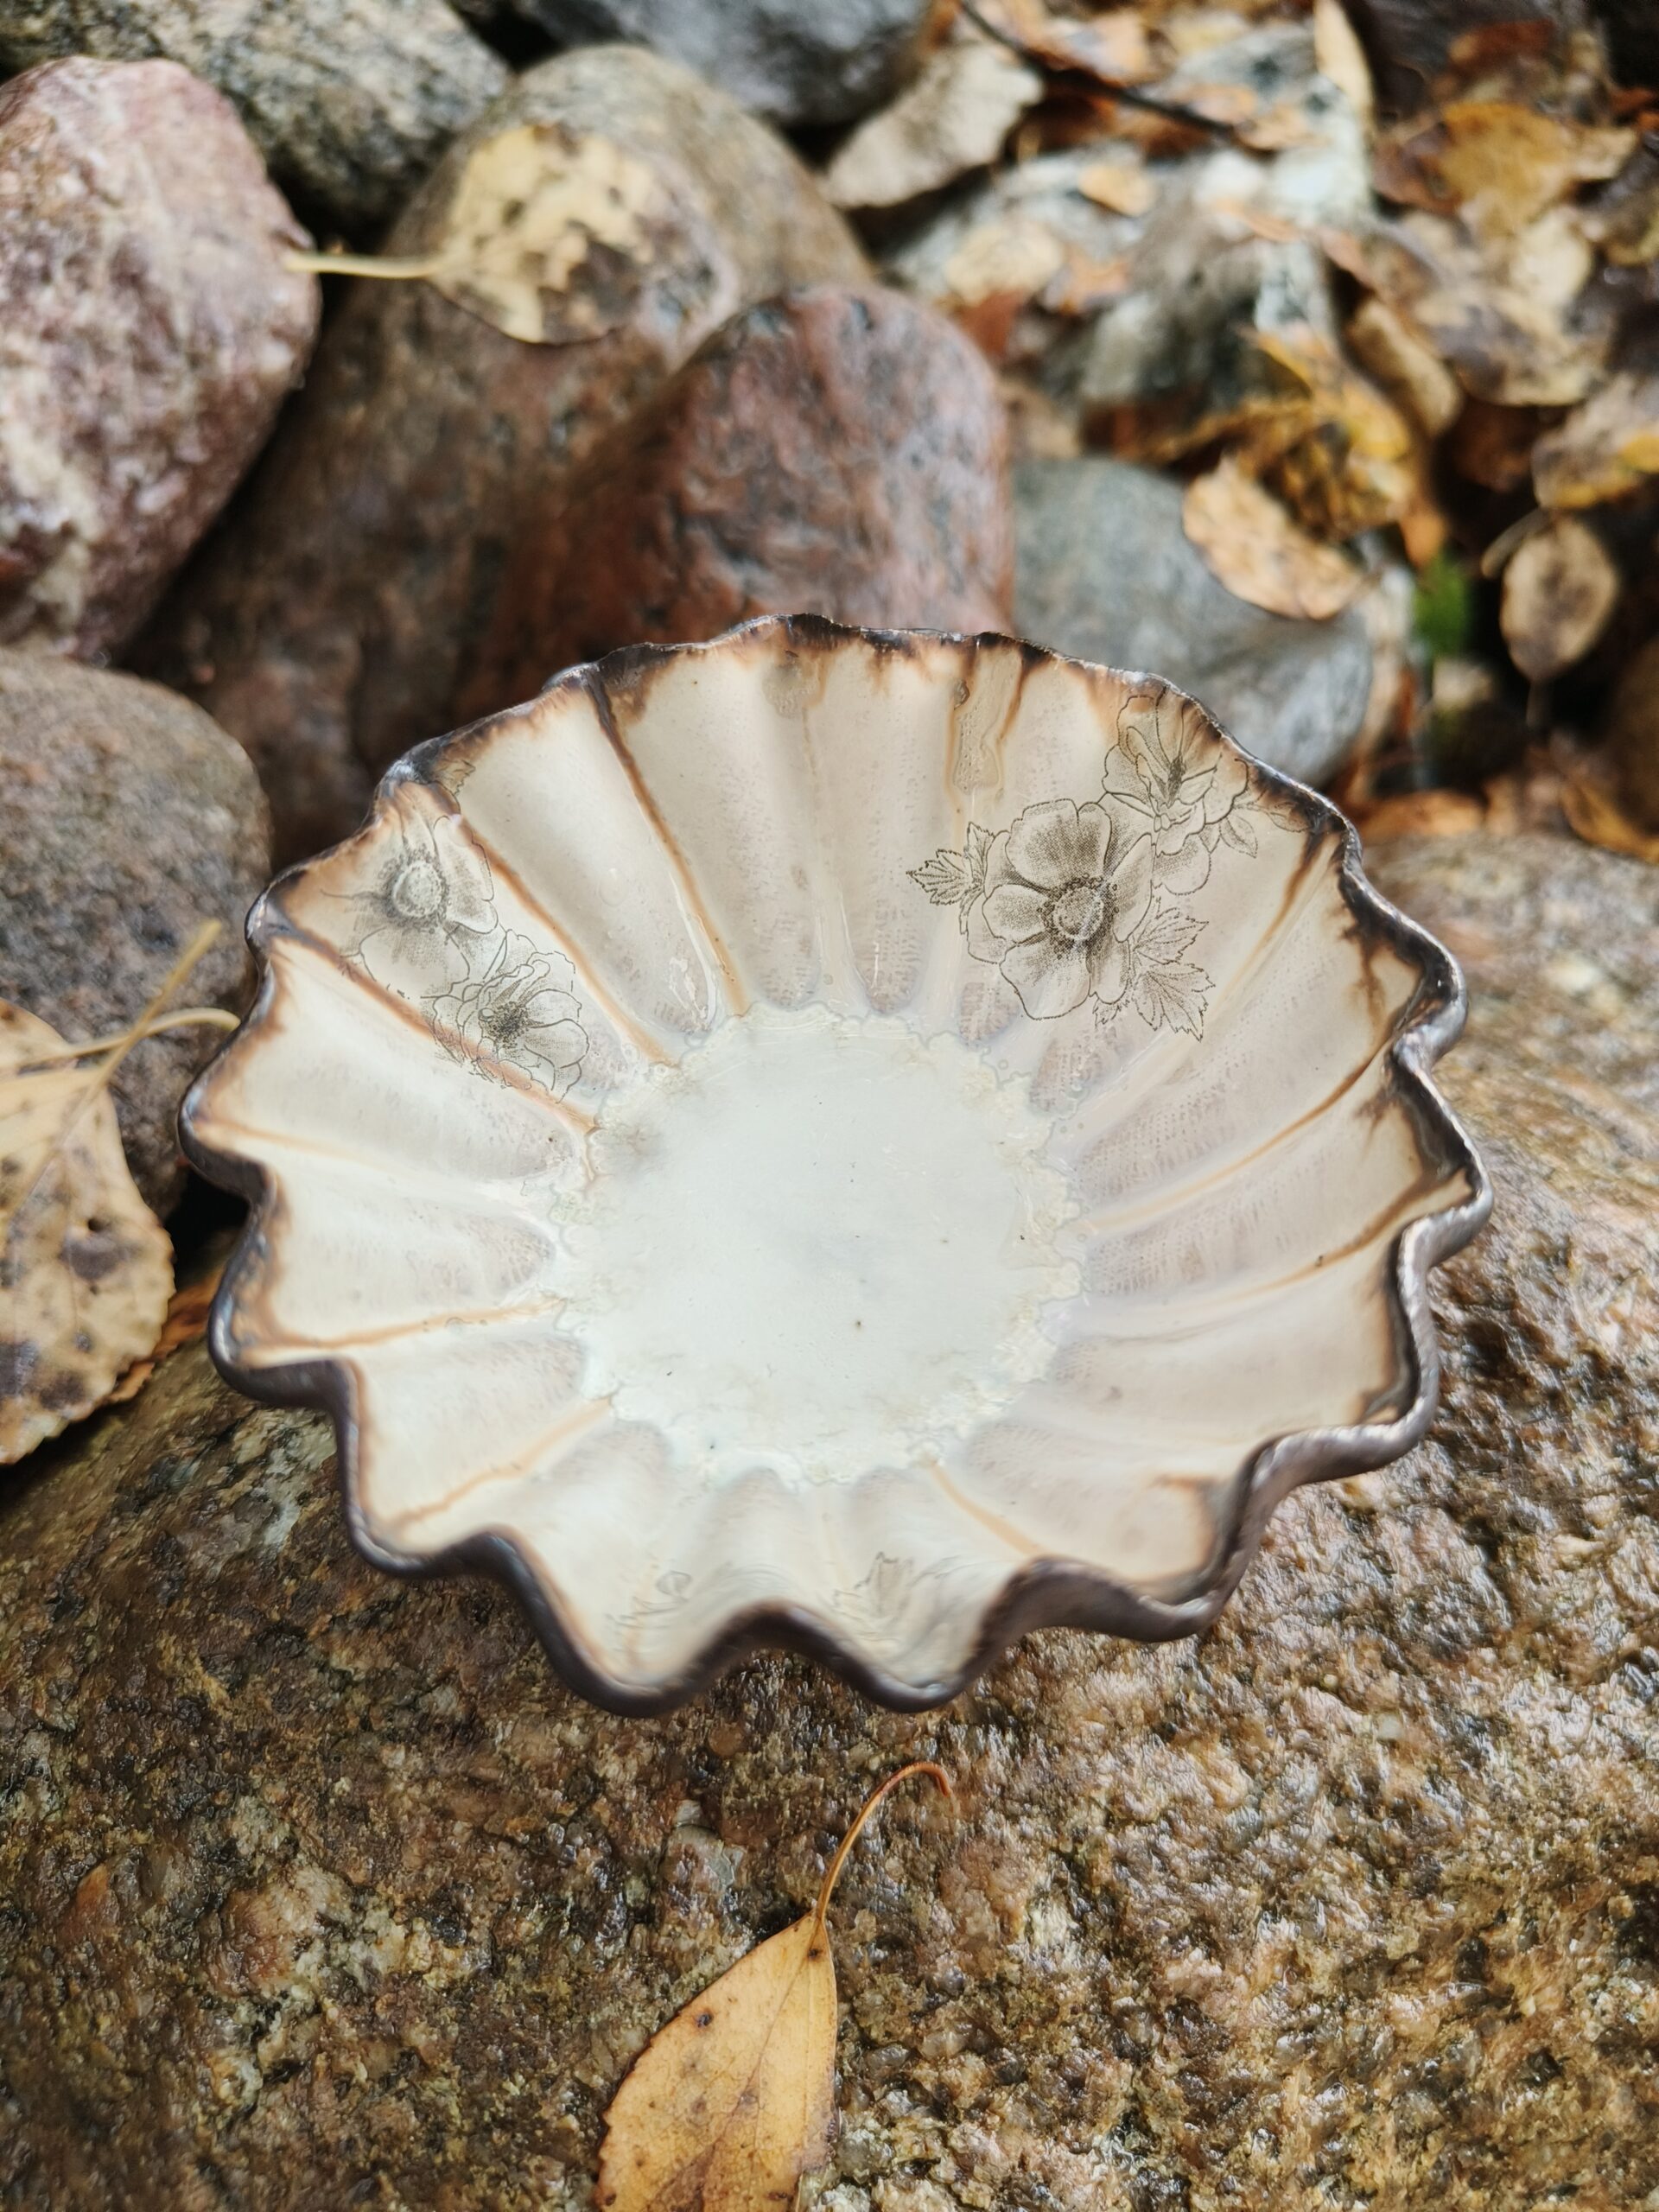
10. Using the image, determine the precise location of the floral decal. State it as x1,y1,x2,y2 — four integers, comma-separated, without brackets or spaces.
910,687,1272,1039
429,931,588,1096
338,796,588,1100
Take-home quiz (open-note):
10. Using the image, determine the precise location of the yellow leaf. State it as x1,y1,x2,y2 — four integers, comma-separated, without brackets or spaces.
1075,160,1156,218
595,1763,951,2212
1,921,239,1463
0,1001,171,1465
1182,455,1363,621
1374,102,1633,241
1534,370,1659,508
288,124,671,346
1561,767,1659,868
1313,0,1373,126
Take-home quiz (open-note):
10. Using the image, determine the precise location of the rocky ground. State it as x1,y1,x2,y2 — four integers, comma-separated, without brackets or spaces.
3,1,1658,2203
2,829,1656,2211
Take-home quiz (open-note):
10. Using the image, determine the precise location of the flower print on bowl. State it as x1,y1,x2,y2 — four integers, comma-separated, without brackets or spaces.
1104,683,1255,894
969,797,1154,1020
337,796,497,995
430,931,588,1097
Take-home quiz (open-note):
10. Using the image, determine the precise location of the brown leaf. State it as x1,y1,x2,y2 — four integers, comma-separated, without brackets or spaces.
105,1257,226,1406
1182,455,1363,620
1532,370,1659,510
823,38,1041,210
1344,297,1462,438
595,1764,951,2212
1374,103,1633,240
1498,513,1620,682
0,1001,172,1464
1561,764,1659,867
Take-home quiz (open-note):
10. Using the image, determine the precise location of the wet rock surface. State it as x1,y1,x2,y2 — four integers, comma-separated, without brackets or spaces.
465,285,1012,719
2,829,1656,2208
1015,457,1374,786
0,0,508,240
134,45,868,865
0,653,269,1217
0,56,318,662
504,0,936,127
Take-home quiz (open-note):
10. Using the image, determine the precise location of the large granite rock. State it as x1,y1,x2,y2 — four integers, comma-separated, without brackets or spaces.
1015,458,1375,788
0,57,318,661
0,0,509,241
0,652,270,1217
135,45,868,865
462,285,1013,718
2,830,1656,2209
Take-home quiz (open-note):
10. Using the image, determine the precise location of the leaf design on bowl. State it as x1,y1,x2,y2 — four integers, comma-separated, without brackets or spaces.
184,616,1490,1714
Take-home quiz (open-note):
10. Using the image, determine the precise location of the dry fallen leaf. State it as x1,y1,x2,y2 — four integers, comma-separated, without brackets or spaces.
0,1001,172,1464
1344,297,1462,438
1561,763,1659,866
823,39,1041,211
1,922,239,1462
1532,369,1659,509
1183,455,1363,620
1075,158,1156,218
595,1762,951,2212
105,1257,227,1406
1498,513,1620,682
1313,0,1373,127
1373,103,1633,241
289,124,670,344
940,211,1066,308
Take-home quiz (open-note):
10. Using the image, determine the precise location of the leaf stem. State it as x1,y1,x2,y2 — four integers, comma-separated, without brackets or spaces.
810,1761,952,1942
284,248,442,282
16,1006,240,1070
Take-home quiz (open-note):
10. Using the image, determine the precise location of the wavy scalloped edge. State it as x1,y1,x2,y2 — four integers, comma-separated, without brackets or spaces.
182,614,1493,1715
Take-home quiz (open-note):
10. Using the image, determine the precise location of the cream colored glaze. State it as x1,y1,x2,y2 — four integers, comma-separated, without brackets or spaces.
189,621,1479,1703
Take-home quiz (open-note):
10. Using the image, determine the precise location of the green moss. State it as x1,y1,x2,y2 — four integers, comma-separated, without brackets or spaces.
1412,549,1474,661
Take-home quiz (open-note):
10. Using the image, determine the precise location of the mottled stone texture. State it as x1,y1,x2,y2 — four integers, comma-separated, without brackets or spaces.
135,46,868,866
0,653,269,1217
505,0,935,127
0,0,508,240
1014,458,1373,790
0,58,318,662
1,830,1656,2209
465,287,1013,720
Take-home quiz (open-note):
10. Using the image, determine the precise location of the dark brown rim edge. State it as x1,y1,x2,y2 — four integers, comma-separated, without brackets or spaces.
180,613,1493,1718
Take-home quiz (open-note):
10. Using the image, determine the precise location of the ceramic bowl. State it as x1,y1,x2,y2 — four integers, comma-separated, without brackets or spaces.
185,616,1490,1713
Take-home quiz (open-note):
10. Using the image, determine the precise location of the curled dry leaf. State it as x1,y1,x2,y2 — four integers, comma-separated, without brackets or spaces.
1498,513,1619,683
1344,297,1462,438
0,1000,172,1465
289,124,670,344
1183,454,1363,620
595,1763,952,2212
822,39,1041,212
1561,762,1659,867
1532,370,1659,510
1373,103,1633,241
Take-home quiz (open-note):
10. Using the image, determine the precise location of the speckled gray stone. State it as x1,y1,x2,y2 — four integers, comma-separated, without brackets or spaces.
0,652,269,1217
502,0,936,126
1,830,1656,2209
0,0,508,239
1014,457,1374,789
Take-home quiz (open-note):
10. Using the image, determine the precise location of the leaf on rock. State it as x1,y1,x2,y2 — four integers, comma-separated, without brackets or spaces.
0,1000,172,1465
595,1762,951,2212
823,39,1041,212
1532,370,1659,509
1498,514,1619,682
289,124,671,345
1183,456,1363,620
